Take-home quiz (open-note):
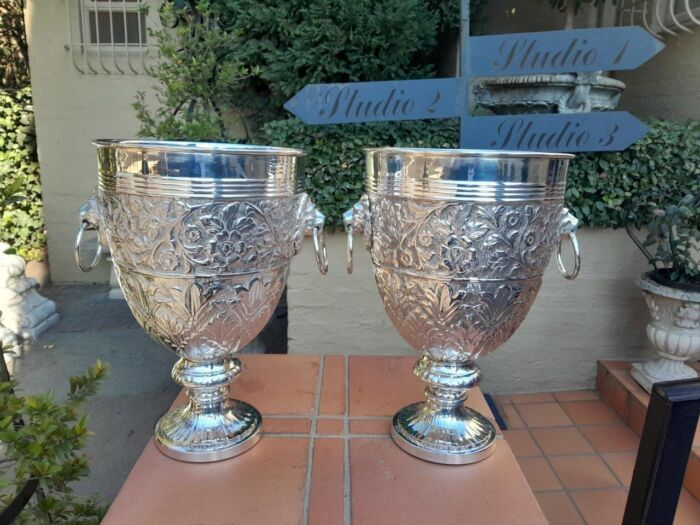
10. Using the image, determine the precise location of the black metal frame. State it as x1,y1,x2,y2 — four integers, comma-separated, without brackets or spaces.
623,377,700,525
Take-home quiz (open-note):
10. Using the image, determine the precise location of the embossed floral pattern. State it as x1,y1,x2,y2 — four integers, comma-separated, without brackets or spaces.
361,194,562,362
99,192,307,275
367,196,561,280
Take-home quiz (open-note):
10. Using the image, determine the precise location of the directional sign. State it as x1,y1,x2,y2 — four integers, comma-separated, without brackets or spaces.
284,28,664,127
460,111,649,152
470,26,664,78
284,1,663,153
284,78,458,125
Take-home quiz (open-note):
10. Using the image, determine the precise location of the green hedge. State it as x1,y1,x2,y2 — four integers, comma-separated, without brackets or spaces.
265,117,699,231
565,119,700,229
0,87,46,261
265,118,458,229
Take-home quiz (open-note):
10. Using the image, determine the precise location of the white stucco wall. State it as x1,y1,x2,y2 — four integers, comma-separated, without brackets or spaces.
617,30,700,119
24,0,157,283
288,229,655,393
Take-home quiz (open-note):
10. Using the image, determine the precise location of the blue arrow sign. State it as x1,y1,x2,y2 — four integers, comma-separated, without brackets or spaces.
284,28,663,127
284,16,660,151
470,26,664,77
461,111,649,152
283,78,459,125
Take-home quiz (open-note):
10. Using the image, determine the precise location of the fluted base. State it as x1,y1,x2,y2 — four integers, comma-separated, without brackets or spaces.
155,398,262,462
392,402,496,464
631,359,698,394
154,357,262,462
391,356,497,465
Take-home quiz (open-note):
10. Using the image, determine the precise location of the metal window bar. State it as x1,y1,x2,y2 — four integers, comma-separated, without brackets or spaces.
622,377,700,525
67,0,153,74
616,0,700,37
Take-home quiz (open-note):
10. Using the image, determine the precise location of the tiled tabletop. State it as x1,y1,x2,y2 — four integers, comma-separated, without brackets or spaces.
102,355,546,525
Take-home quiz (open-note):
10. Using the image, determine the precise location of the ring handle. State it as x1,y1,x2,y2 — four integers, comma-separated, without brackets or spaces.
556,207,581,280
302,195,328,275
312,225,329,275
343,196,370,274
343,208,355,274
557,230,580,280
75,220,103,272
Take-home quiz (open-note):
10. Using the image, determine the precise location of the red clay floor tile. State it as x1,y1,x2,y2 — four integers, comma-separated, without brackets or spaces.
264,417,311,434
571,488,628,525
316,418,344,435
504,429,541,458
308,438,344,525
351,438,547,525
517,457,562,491
234,355,320,416
535,491,585,525
102,437,309,525
319,355,346,416
348,356,423,417
349,418,391,435
531,426,594,456
561,399,620,426
601,451,637,487
549,455,620,490
580,424,639,453
500,403,526,429
517,403,574,428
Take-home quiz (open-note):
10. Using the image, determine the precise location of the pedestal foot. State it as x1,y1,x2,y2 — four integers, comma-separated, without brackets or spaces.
155,357,263,462
392,402,497,464
155,398,262,462
391,356,497,465
631,358,698,393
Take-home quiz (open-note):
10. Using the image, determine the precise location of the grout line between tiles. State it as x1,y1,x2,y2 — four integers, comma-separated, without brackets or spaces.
343,354,351,525
512,404,596,525
301,354,324,525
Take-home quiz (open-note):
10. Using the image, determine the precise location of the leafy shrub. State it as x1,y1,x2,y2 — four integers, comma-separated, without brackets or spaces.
0,87,46,261
0,0,30,90
135,1,255,142
565,119,700,230
212,0,465,130
266,118,699,237
0,358,108,524
627,190,699,286
265,118,458,229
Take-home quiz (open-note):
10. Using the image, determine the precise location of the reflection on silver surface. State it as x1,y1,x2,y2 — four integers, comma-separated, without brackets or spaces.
346,147,580,464
76,140,327,462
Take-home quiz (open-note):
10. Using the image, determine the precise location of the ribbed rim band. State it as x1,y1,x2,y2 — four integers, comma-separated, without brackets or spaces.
366,177,566,202
99,173,305,199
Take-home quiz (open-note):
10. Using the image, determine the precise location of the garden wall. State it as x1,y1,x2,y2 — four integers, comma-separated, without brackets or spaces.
288,229,655,393
23,0,156,283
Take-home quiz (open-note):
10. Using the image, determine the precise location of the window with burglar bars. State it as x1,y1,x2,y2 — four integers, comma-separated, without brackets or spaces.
616,0,700,38
67,0,156,74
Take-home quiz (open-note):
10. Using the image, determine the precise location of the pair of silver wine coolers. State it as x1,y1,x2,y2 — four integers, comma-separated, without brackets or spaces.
76,140,580,465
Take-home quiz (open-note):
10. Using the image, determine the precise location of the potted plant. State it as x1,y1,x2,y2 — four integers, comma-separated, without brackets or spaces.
474,0,626,115
625,190,700,392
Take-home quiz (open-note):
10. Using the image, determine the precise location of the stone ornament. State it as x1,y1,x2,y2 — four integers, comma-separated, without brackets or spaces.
0,242,60,374
631,274,700,393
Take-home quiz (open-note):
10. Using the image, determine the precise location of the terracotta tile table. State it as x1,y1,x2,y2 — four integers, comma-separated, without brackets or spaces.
103,355,546,525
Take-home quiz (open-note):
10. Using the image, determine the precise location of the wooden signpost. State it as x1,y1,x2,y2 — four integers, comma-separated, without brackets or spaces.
284,0,665,152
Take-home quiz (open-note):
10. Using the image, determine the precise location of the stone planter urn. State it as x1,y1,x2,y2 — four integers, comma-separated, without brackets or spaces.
474,72,626,115
631,273,700,393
